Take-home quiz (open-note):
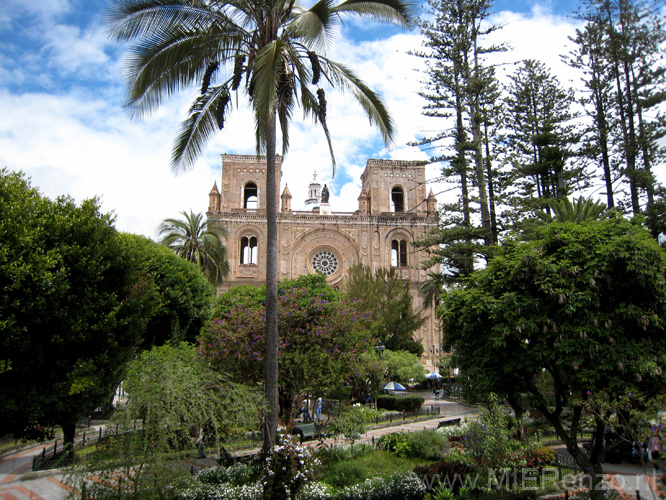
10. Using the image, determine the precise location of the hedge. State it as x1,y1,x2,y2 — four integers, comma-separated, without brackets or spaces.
376,395,424,412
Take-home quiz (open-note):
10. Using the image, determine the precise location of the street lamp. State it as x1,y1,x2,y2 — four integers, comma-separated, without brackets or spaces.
375,342,385,358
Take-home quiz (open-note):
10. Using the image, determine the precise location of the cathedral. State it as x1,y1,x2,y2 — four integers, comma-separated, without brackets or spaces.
207,153,442,370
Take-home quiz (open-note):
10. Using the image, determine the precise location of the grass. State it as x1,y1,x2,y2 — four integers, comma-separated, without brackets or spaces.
316,445,430,490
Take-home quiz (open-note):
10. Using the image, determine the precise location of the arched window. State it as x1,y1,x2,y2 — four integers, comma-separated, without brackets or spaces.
391,239,407,267
240,236,258,264
391,186,404,213
244,182,258,209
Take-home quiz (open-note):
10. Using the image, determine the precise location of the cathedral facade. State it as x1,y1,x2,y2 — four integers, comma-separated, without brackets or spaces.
207,153,441,370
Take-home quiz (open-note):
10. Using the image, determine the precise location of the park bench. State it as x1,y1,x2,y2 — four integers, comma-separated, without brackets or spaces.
292,422,318,442
437,418,461,429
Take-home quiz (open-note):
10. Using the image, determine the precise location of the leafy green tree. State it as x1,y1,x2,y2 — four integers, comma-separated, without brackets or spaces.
344,263,426,356
0,169,155,448
71,342,262,499
120,233,214,348
347,351,387,408
201,274,375,428
107,0,413,450
383,349,425,384
440,214,666,498
158,211,229,286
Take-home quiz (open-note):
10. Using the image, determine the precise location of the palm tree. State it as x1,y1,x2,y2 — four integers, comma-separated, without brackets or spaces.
158,211,230,285
106,0,413,450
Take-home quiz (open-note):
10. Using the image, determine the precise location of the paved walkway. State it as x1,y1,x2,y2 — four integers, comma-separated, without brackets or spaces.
0,394,663,500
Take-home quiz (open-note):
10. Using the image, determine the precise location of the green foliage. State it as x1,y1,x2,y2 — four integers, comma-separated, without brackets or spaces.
201,275,375,426
377,395,425,413
119,233,214,347
327,404,381,445
383,350,426,384
441,215,666,476
70,343,262,499
520,197,608,238
211,284,265,318
328,460,370,488
462,395,521,469
378,430,450,460
344,264,426,355
158,211,229,285
0,169,155,443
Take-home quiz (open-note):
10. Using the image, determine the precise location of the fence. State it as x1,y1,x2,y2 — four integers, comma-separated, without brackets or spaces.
32,424,123,471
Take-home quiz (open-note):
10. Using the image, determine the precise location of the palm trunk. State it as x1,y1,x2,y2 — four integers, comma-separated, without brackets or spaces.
263,112,279,453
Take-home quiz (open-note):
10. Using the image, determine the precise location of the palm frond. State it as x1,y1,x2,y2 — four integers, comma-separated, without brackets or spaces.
319,57,395,145
106,0,217,42
172,86,232,172
287,0,338,51
333,0,415,28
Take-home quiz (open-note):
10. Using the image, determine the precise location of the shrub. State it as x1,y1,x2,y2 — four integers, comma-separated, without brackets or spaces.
406,430,450,461
414,461,476,493
377,432,410,454
295,481,334,499
377,395,425,412
261,431,320,500
328,460,370,488
335,472,426,500
525,446,556,467
194,462,261,486
377,430,449,461
180,481,263,500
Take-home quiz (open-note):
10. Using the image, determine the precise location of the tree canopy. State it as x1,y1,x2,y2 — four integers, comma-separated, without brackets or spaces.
200,274,375,427
158,211,230,286
0,169,155,446
344,263,426,356
441,214,666,490
120,233,214,347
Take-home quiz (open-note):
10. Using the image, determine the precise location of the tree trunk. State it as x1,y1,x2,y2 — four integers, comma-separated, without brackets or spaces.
263,112,279,453
62,420,76,456
543,406,605,500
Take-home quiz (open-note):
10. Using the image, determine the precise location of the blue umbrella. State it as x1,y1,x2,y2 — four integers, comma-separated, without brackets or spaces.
425,372,443,380
383,381,407,391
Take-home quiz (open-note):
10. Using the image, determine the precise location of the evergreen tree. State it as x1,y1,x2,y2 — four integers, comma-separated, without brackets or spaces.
343,264,426,356
502,60,582,221
573,0,666,218
412,0,505,280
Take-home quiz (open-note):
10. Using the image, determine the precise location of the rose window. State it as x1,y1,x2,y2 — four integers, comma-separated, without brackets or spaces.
312,250,338,276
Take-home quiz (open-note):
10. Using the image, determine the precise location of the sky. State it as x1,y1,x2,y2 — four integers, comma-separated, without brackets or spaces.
0,0,595,239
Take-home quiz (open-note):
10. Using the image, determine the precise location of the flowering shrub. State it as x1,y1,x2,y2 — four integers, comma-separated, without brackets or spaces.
524,446,556,467
335,472,426,500
262,431,320,500
295,481,334,499
180,481,263,500
200,276,376,424
194,462,261,485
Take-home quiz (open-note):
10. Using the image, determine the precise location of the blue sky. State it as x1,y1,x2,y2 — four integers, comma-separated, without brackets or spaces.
1,0,590,238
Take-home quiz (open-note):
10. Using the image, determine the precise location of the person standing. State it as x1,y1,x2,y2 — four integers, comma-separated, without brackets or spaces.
649,430,662,469
315,397,323,421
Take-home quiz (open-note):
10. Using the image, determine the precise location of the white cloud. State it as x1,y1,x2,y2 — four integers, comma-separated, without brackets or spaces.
0,1,609,239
